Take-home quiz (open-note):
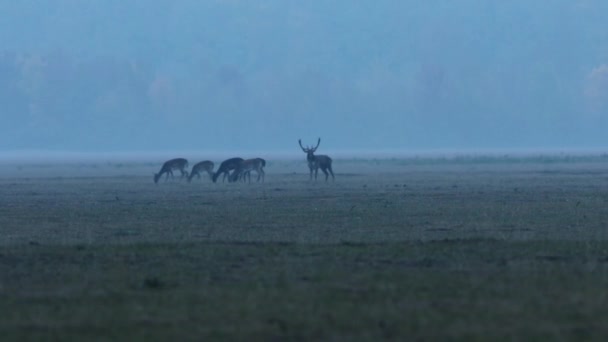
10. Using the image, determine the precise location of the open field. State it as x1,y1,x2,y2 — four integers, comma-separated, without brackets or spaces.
2,157,608,340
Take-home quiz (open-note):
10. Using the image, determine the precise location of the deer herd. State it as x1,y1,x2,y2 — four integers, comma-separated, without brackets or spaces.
153,138,334,184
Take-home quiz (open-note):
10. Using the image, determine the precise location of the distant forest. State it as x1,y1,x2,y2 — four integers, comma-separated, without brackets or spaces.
1,1,607,151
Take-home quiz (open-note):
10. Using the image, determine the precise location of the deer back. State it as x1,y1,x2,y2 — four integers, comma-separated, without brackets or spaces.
218,158,243,173
160,158,187,172
193,160,214,173
313,154,332,167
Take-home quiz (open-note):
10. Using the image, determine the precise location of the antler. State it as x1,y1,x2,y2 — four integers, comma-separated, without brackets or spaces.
298,139,309,152
312,138,321,152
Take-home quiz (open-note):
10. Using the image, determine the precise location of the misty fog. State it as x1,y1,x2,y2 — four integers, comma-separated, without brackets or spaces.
1,1,607,156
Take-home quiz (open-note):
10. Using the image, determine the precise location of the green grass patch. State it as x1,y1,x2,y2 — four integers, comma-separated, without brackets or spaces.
2,240,608,340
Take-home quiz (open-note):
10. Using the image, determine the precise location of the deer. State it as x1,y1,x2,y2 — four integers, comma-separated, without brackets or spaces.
212,157,244,183
230,158,266,183
298,138,334,182
153,158,189,184
187,160,215,183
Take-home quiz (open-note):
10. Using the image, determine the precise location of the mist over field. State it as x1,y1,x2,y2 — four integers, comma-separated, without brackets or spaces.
5,3,608,339
1,1,608,156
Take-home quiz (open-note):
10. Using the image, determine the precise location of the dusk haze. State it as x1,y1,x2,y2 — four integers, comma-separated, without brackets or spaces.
2,2,608,340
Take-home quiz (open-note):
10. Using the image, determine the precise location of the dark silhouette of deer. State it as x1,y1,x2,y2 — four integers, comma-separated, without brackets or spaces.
154,158,189,184
230,158,266,183
187,160,215,183
212,157,244,183
298,138,334,181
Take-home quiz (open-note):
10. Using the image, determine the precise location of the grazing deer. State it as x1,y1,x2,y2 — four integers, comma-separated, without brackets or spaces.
230,158,266,183
298,138,334,181
212,157,244,183
187,160,215,183
154,158,189,184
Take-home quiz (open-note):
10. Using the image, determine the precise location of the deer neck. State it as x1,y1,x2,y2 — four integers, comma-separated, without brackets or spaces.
307,152,316,163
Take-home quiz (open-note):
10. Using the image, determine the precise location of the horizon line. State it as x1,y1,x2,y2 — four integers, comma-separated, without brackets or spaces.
1,147,608,164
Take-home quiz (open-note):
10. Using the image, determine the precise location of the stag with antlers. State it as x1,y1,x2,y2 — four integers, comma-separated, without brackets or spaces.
298,138,334,182
153,158,189,184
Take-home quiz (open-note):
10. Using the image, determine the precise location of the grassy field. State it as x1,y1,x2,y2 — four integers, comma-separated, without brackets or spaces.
2,157,608,340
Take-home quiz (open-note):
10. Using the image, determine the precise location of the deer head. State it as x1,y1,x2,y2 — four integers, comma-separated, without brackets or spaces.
298,138,321,162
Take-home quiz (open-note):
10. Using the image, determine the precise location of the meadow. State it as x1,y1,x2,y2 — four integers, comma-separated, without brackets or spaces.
1,156,608,340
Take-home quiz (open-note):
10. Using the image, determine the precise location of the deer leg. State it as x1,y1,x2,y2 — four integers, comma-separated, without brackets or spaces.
314,168,319,181
328,165,335,181
321,167,329,181
231,171,236,183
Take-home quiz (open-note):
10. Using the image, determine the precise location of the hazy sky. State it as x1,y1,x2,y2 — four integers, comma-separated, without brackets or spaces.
1,1,607,154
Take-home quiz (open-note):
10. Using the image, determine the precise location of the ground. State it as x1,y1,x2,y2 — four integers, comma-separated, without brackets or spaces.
1,156,608,340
